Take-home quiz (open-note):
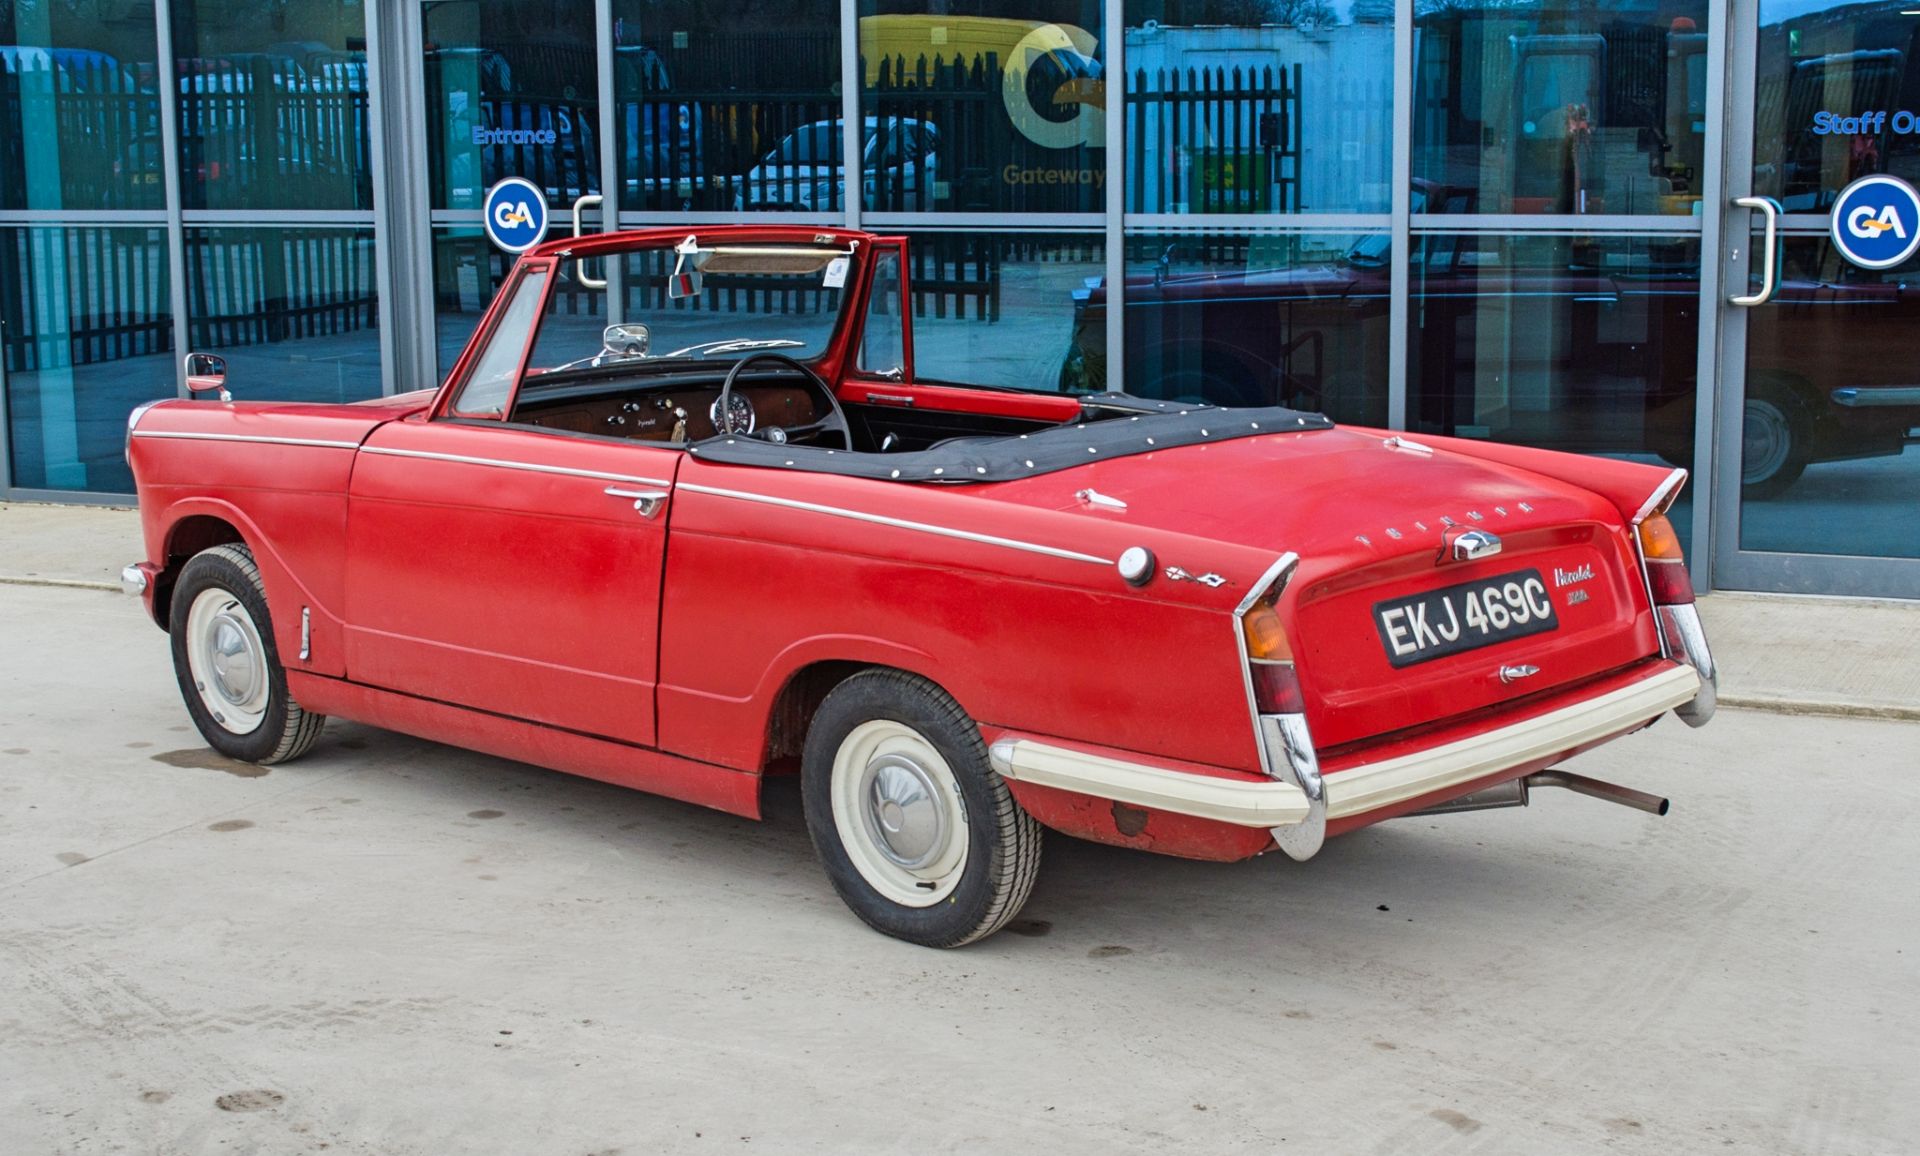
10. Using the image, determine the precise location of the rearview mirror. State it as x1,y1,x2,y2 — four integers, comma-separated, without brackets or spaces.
668,235,706,300
184,352,229,401
602,323,650,357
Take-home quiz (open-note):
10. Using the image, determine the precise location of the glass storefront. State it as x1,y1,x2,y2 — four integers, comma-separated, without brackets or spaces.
2,0,1916,597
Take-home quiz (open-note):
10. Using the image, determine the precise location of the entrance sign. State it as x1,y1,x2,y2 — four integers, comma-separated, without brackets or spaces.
483,177,549,254
1829,174,1920,271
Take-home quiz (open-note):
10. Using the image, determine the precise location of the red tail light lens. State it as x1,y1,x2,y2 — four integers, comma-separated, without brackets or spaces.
1251,660,1306,714
1637,515,1694,605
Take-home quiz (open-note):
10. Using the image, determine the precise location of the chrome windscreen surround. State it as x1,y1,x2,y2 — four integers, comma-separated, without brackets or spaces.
1231,551,1327,861
1657,604,1718,728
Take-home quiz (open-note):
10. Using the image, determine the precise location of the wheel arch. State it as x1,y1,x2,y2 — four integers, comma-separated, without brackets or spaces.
154,513,248,630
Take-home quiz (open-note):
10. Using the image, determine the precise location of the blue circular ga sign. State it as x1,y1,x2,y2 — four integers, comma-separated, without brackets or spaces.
483,177,549,254
1829,174,1920,271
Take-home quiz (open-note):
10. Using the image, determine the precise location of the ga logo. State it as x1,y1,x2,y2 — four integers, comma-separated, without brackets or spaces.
483,177,549,255
1830,174,1920,271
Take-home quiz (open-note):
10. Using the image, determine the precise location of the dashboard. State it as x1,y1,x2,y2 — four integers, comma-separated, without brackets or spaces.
514,382,823,444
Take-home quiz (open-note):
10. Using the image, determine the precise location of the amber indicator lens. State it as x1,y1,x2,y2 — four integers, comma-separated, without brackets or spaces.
1242,602,1291,661
1637,515,1694,605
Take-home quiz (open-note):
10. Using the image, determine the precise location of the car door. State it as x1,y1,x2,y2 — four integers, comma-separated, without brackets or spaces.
343,264,678,747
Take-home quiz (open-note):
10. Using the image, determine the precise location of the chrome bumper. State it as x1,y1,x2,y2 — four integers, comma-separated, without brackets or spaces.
120,563,149,597
1656,603,1717,727
988,663,1702,860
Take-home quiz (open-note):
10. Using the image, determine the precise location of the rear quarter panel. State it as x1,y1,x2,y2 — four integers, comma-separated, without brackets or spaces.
659,457,1270,774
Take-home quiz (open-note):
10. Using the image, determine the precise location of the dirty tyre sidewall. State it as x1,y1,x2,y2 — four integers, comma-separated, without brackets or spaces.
168,544,324,765
802,670,1040,948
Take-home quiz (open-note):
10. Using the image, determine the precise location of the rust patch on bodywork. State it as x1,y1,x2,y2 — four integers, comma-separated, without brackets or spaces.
1110,800,1150,837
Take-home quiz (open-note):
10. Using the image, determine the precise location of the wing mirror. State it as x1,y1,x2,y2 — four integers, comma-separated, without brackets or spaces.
602,322,650,357
184,352,229,401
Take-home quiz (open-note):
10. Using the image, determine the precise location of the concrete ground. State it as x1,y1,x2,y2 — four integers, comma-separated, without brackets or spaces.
2,581,1918,1154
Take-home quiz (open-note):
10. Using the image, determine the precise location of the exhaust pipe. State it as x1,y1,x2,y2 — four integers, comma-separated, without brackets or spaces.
1524,770,1669,816
1411,770,1669,818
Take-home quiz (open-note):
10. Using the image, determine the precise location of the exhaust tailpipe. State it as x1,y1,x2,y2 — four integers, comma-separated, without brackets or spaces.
1411,770,1669,818
1524,770,1669,816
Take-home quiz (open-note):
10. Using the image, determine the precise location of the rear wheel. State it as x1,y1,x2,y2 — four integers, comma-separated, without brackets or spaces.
1741,379,1811,500
801,670,1041,947
169,544,326,765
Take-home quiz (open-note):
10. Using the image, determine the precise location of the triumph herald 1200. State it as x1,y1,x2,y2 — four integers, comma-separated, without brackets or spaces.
123,226,1716,947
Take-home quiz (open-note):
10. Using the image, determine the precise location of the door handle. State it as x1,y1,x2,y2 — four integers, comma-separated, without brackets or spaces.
1729,196,1781,306
573,195,607,289
605,486,669,518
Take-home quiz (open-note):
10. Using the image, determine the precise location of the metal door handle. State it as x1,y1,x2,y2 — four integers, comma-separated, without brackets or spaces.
1730,196,1780,306
604,486,668,518
573,195,606,289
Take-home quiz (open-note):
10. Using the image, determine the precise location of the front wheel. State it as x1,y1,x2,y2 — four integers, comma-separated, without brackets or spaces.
169,544,326,765
801,670,1041,947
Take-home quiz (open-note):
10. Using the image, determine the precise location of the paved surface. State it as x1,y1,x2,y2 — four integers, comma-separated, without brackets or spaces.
1,581,1917,1154
6,500,1915,719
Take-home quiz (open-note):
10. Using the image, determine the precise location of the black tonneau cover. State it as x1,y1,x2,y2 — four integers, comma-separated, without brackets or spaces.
688,398,1335,483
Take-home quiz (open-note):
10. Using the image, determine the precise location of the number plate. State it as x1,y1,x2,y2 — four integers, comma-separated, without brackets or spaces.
1372,568,1558,668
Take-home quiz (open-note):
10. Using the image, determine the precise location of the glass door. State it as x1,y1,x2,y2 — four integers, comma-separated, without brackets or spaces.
1716,0,1920,597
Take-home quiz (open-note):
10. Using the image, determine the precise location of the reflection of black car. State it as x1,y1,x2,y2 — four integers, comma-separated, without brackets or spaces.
1063,201,1920,498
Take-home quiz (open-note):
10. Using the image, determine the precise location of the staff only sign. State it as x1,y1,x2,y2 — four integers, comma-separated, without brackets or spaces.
483,177,550,254
1829,174,1920,271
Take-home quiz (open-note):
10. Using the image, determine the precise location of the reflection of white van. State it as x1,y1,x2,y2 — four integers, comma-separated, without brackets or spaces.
736,116,940,211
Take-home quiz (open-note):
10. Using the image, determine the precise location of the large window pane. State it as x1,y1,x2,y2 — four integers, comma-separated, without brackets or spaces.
0,5,162,211
424,0,599,212
614,1,842,213
1414,1,1711,216
902,231,1101,391
170,0,372,211
183,227,380,404
1753,0,1920,213
1407,232,1701,549
1124,3,1394,214
860,3,1106,213
3,227,172,493
1116,231,1389,425
1739,236,1920,558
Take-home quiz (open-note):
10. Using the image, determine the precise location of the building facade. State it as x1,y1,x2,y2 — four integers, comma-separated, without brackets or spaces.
2,0,1916,597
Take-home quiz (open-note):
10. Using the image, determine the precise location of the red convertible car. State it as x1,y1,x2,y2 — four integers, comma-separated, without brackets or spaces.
123,226,1717,947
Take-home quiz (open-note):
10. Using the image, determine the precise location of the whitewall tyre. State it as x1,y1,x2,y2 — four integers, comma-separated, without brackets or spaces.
802,670,1041,947
169,544,326,765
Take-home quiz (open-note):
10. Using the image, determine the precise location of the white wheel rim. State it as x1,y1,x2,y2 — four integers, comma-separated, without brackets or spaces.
183,587,270,735
830,720,968,908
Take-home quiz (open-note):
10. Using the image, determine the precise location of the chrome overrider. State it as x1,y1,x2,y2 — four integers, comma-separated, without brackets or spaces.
1658,602,1717,728
120,564,149,597
1234,553,1327,862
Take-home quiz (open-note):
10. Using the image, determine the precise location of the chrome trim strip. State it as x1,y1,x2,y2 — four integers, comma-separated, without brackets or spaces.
1261,713,1326,860
1632,467,1689,525
358,445,673,488
676,483,1114,565
1833,386,1920,407
1233,552,1301,617
1322,663,1702,820
130,430,362,450
987,738,1311,828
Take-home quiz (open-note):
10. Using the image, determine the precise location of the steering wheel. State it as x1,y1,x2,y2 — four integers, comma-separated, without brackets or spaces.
713,352,852,449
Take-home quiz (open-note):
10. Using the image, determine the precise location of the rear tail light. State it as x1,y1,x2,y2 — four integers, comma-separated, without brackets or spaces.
1241,580,1304,714
1636,513,1694,605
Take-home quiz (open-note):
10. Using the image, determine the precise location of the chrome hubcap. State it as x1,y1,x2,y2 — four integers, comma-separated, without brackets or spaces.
207,614,260,706
862,754,947,869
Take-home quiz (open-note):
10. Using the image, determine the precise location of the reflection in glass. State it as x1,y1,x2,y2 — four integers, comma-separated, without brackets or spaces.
614,0,841,213
433,226,516,381
424,0,599,211
860,2,1105,213
1414,0,1710,215
1753,0,1920,213
1124,2,1393,214
1739,237,1919,558
3,227,172,493
1407,232,1701,545
0,6,162,211
183,227,381,405
888,231,1100,390
169,0,372,211
1098,232,1389,425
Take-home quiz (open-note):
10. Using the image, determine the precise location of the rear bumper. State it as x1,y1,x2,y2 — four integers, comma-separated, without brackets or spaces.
989,661,1701,845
